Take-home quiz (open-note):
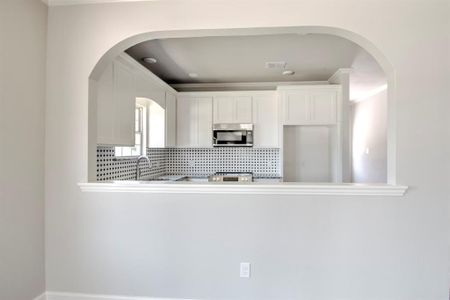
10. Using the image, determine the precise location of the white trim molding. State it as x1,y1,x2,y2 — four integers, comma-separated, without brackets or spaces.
171,81,329,92
46,291,196,300
32,293,47,300
78,182,408,196
42,0,156,7
327,68,352,84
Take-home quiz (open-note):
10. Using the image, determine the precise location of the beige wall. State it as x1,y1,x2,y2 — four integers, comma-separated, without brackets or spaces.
45,1,449,299
0,0,47,299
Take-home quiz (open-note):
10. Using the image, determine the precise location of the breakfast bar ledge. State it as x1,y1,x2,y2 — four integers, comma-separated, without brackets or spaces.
78,182,408,196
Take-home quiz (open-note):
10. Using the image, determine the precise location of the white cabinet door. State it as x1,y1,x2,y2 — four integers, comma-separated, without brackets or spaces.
177,97,198,147
282,90,310,125
197,98,213,147
213,96,234,123
252,93,278,147
135,74,166,107
97,62,114,144
97,60,136,146
309,90,337,124
235,96,253,123
165,92,177,147
177,96,213,147
280,87,338,125
213,95,252,124
113,61,136,146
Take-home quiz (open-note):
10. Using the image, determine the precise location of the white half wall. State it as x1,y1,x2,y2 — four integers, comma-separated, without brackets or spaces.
45,1,449,300
0,0,47,299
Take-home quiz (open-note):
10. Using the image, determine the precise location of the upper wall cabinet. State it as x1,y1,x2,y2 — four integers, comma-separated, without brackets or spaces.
213,94,252,124
252,92,279,148
97,53,178,147
278,85,340,125
135,72,166,107
97,58,136,146
165,92,177,147
177,95,213,147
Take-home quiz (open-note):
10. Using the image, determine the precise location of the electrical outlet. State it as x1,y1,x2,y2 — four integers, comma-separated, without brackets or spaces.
240,262,251,278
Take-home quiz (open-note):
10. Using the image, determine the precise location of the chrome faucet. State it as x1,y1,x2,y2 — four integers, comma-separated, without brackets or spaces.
136,155,151,180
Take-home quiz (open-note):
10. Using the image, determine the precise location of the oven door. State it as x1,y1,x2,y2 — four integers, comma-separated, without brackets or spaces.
213,130,252,146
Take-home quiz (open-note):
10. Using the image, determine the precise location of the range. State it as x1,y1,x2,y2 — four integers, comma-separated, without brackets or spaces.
208,172,253,182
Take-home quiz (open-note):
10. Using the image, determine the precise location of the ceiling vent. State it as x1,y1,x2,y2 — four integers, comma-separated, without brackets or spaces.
265,61,287,69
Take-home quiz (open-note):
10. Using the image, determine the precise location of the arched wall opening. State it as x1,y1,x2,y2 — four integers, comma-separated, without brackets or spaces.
88,26,397,185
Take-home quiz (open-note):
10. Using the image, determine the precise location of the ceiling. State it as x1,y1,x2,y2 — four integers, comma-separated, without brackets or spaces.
126,33,387,100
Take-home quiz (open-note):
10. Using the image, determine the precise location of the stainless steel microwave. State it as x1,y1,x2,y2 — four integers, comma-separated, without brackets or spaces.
213,124,253,147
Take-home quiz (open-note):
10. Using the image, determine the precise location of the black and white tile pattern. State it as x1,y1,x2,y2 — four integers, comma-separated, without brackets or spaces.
96,146,167,181
166,148,280,177
97,146,280,181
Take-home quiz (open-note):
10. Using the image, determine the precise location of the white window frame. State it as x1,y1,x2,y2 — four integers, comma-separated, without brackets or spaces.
115,103,145,158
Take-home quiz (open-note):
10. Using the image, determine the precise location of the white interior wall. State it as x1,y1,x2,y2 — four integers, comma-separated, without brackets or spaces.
351,89,387,183
45,1,449,299
0,1,47,299
283,126,332,182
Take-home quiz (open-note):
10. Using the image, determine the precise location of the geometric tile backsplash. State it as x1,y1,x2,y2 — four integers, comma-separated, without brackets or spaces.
166,147,280,178
97,146,280,181
96,146,167,181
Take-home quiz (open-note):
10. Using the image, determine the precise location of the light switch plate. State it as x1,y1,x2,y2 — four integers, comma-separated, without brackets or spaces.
240,262,251,278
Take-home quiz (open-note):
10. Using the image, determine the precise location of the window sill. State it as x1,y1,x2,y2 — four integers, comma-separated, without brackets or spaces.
78,182,408,196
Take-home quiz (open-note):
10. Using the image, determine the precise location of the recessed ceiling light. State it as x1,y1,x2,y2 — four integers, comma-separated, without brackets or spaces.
188,73,199,78
142,57,157,64
282,70,295,76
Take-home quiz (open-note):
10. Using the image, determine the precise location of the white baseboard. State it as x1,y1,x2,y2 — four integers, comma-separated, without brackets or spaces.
32,293,47,300
46,291,197,300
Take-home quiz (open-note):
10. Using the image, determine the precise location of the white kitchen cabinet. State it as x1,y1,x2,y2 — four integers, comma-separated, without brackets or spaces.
96,62,114,144
309,89,337,124
235,96,253,123
197,98,213,146
97,53,179,149
165,92,177,147
135,72,165,107
177,96,213,147
282,90,309,125
176,97,196,147
97,59,135,146
213,95,252,124
113,60,136,145
279,85,339,125
252,92,278,147
213,96,234,123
